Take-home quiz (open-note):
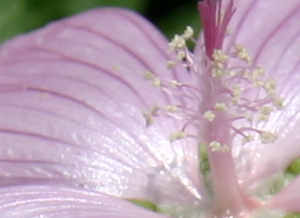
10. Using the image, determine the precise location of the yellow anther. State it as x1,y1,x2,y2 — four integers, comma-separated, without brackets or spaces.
264,79,276,94
232,86,242,104
235,44,251,63
244,112,254,122
260,106,273,115
212,68,226,78
167,60,176,68
272,96,284,109
144,71,154,80
169,34,186,50
165,105,178,113
209,141,221,151
169,80,182,87
169,131,186,142
258,106,273,121
254,80,265,87
242,134,254,144
258,114,269,122
252,67,265,80
229,70,237,77
215,62,225,70
145,72,163,88
209,141,229,152
203,110,216,122
232,85,242,96
152,78,161,87
182,26,194,40
212,49,229,63
260,131,277,144
215,102,227,111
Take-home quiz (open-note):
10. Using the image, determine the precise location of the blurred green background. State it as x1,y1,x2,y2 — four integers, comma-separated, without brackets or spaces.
0,0,201,43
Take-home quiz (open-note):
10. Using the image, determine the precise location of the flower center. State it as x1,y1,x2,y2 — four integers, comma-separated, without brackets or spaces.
140,1,284,217
143,28,283,150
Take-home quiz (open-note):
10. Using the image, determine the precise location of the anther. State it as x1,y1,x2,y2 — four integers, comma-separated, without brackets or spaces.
169,131,186,143
212,49,229,64
215,102,227,111
209,141,229,152
152,78,161,87
165,105,178,113
169,35,186,50
260,131,278,144
169,80,182,88
182,26,194,40
203,110,216,122
235,44,251,63
144,71,154,80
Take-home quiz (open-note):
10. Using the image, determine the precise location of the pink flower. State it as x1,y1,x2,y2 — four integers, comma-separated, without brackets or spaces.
0,0,299,217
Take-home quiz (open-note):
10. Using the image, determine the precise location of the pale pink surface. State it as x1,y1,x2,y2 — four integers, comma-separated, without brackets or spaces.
0,184,169,218
193,0,300,214
0,0,300,217
209,0,300,190
0,8,203,206
268,176,300,211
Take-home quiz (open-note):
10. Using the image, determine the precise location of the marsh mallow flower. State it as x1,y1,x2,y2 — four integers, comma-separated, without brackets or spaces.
0,0,300,217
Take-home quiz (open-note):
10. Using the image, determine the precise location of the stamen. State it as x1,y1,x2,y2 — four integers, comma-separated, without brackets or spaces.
165,105,178,113
169,35,186,50
215,102,227,111
234,44,251,63
182,26,194,40
242,134,254,145
152,78,161,87
167,60,176,68
169,131,186,143
203,110,216,122
258,106,273,121
260,131,278,144
141,19,283,149
144,71,155,80
209,141,229,152
212,49,229,63
169,80,182,88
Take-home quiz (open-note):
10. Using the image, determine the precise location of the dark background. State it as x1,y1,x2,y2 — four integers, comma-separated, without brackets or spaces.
0,0,201,43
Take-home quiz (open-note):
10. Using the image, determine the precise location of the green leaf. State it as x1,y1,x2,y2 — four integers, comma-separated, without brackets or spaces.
58,0,146,16
284,213,300,218
156,3,201,40
128,199,158,212
286,157,300,175
0,0,147,43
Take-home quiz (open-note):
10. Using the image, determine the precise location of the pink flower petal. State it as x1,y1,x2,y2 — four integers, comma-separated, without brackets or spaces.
210,0,300,189
0,184,170,218
268,176,300,212
0,8,204,205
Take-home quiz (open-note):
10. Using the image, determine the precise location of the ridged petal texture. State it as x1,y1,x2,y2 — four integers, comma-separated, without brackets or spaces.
220,0,300,190
0,8,203,206
0,185,170,218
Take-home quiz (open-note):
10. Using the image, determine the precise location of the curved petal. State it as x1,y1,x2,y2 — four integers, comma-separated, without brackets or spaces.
216,0,300,188
0,184,170,218
268,176,300,212
0,8,204,205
